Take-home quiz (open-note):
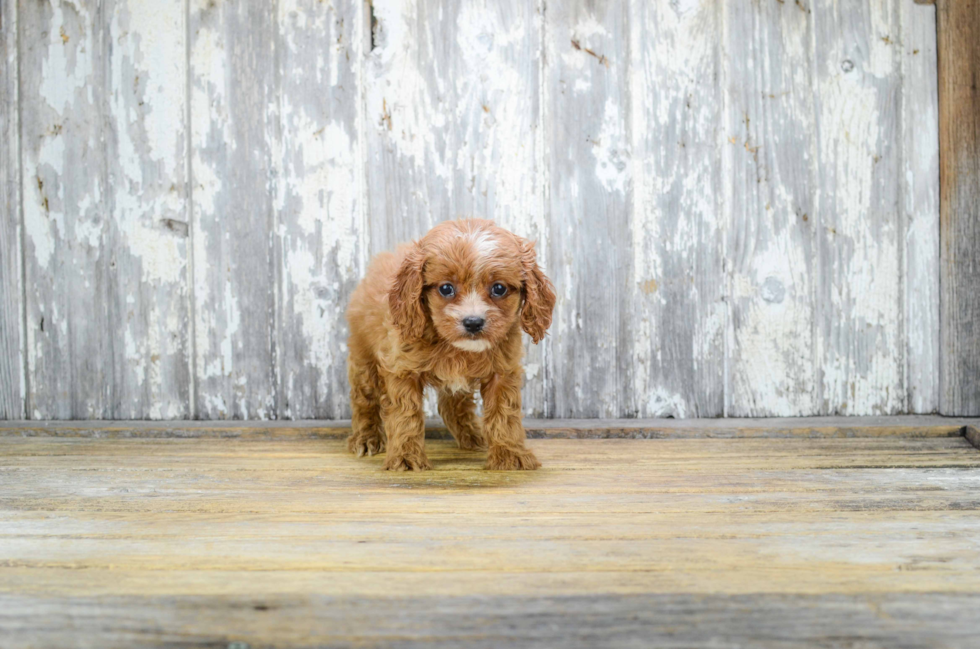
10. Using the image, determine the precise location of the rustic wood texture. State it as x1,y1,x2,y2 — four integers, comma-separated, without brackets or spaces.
0,0,24,419
105,0,192,419
628,0,724,418
724,0,816,416
276,0,364,419
189,0,279,419
2,593,978,648
938,0,980,415
545,0,634,418
19,0,112,418
1,429,980,646
902,0,941,413
2,0,948,420
812,0,906,415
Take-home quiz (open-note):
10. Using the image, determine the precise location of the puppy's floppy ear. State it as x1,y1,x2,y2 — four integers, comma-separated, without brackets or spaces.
389,242,428,341
519,239,556,344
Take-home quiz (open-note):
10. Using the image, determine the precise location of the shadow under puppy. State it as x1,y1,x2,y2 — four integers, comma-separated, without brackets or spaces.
345,219,556,470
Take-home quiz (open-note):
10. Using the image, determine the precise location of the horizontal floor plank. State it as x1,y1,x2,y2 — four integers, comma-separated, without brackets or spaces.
3,593,979,649
2,427,979,647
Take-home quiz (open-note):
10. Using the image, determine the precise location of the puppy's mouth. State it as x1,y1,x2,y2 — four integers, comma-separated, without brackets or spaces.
452,336,491,352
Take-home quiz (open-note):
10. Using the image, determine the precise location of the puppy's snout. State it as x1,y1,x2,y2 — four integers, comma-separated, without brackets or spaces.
462,316,485,334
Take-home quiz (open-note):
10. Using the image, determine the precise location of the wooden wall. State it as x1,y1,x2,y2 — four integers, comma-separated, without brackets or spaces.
0,0,951,419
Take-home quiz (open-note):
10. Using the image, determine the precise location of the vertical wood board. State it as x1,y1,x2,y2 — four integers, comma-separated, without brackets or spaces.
546,0,634,418
276,0,364,419
901,0,940,414
811,0,906,415
724,0,818,417
629,0,725,417
104,0,191,418
189,0,279,419
938,0,980,416
0,0,24,419
19,0,110,418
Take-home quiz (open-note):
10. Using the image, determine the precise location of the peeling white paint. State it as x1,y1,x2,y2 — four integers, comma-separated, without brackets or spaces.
12,0,941,420
592,98,630,194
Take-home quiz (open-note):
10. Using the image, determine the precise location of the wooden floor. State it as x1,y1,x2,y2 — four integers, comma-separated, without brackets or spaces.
2,419,980,648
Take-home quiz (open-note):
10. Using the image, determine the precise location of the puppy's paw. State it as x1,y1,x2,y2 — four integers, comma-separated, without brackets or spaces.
485,446,541,471
383,452,432,471
454,430,487,451
347,433,386,458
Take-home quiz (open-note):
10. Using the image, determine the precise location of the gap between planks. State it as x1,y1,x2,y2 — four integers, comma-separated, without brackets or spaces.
1,416,978,443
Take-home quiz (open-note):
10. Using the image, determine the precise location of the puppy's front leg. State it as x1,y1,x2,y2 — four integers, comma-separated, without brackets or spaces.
481,372,541,470
382,373,431,471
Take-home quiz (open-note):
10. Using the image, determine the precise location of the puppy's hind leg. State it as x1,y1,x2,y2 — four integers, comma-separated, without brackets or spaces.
348,356,386,457
437,388,487,451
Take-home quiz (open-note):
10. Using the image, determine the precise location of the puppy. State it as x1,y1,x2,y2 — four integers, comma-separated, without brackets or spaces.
345,219,556,471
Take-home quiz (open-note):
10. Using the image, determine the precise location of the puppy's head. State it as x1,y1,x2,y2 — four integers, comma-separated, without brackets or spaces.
388,219,556,351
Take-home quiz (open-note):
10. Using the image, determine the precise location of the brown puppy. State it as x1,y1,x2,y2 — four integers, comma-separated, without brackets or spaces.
345,219,556,471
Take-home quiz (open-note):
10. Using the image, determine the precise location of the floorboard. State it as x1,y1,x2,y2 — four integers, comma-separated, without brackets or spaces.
1,424,979,647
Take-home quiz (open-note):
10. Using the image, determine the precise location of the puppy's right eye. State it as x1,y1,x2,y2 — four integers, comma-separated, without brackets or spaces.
438,283,455,298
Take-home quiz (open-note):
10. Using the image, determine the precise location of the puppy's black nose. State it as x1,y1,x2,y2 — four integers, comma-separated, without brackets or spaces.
462,316,485,334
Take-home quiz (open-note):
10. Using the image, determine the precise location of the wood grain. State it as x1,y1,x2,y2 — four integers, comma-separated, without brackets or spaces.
628,0,724,418
0,0,24,419
1,0,949,420
276,0,364,419
189,0,278,418
902,0,941,413
2,592,978,649
19,0,111,418
938,0,980,415
364,0,454,253
104,0,191,418
546,0,634,418
812,0,906,416
724,0,817,416
1,432,979,646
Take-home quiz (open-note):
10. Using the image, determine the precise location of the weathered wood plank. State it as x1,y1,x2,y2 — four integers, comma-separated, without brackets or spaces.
104,0,191,418
546,0,634,417
628,0,725,417
812,0,905,415
189,0,279,418
724,1,817,417
902,0,940,413
1,434,980,646
276,0,364,419
19,0,110,418
965,426,980,450
364,0,454,253
938,0,980,415
0,0,24,419
2,593,978,649
4,0,949,421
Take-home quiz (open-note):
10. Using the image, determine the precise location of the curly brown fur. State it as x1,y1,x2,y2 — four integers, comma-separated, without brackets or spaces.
345,219,556,471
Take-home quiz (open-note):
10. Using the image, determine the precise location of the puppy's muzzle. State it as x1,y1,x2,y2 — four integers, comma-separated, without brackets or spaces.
462,316,485,334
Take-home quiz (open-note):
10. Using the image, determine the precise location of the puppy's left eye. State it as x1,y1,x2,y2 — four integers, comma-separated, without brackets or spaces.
489,283,508,298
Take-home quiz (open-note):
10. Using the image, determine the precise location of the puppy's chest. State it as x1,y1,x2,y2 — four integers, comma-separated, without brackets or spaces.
426,357,490,394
